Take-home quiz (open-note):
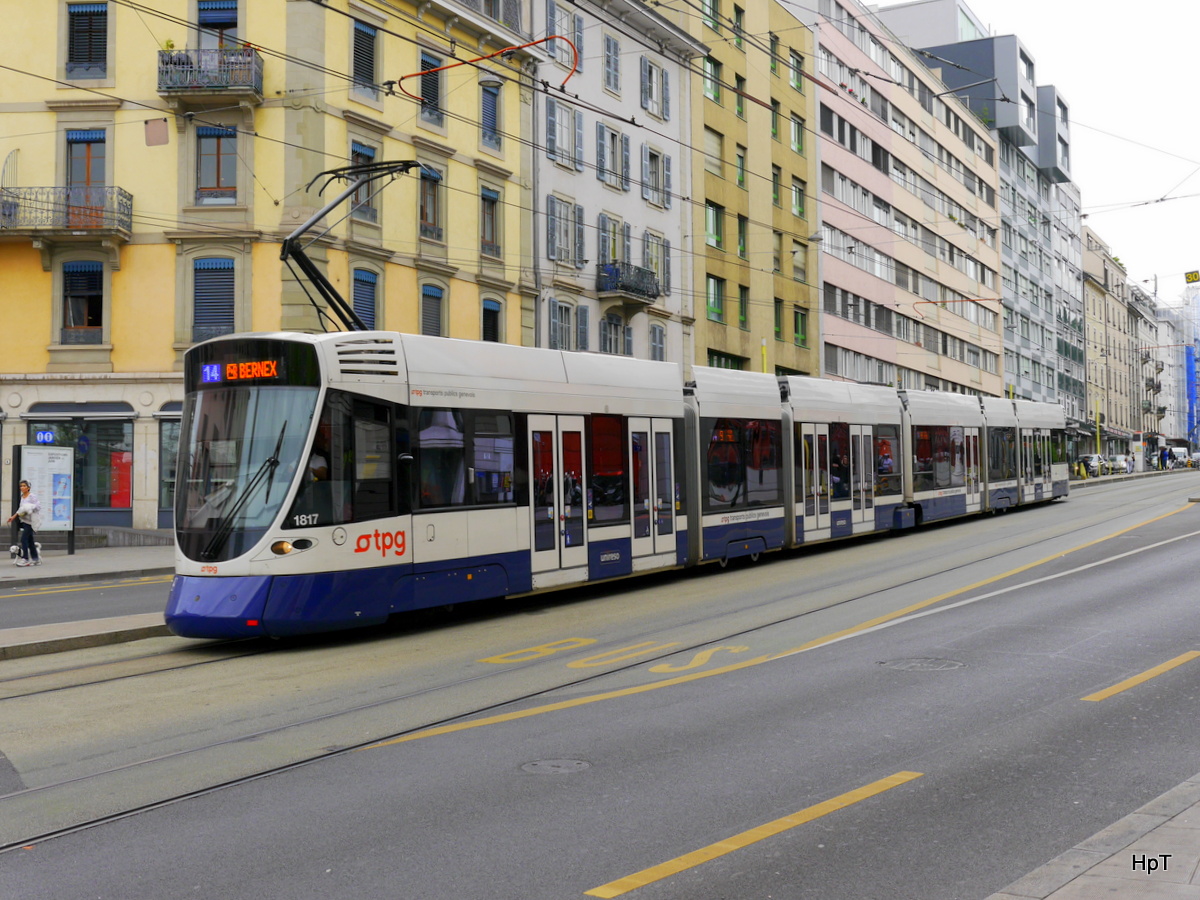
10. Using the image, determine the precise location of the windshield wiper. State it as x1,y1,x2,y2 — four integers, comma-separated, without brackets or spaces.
199,423,287,562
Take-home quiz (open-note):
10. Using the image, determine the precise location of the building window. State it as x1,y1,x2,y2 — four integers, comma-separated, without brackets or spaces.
548,299,588,351
772,231,782,272
791,178,806,218
546,196,584,266
482,298,502,342
643,231,670,295
197,1,238,50
790,51,805,91
792,240,807,282
794,307,808,346
420,51,444,125
352,269,377,329
597,213,625,264
641,57,669,119
774,298,783,340
62,260,104,344
732,6,744,47
738,284,749,328
350,141,376,221
701,0,719,30
66,129,106,226
772,166,781,206
196,127,237,205
769,33,779,73
600,313,631,355
352,21,378,99
708,349,744,369
421,284,444,336
735,75,745,118
650,322,666,360
67,2,108,78
481,187,501,258
596,123,628,189
735,145,746,187
642,146,671,207
706,274,725,322
771,99,780,138
705,201,724,249
192,257,235,342
546,98,584,171
791,115,805,154
702,57,721,102
604,35,620,92
480,84,501,149
419,167,443,241
548,3,582,68
737,215,748,259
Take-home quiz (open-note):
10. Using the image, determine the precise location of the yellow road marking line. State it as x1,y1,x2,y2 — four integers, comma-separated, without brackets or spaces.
360,503,1196,751
1082,651,1200,702
584,772,923,898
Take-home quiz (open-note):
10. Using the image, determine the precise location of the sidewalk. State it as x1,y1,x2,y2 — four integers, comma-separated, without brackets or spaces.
0,542,176,660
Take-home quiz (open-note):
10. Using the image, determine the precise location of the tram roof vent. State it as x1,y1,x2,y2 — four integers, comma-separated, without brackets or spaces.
333,336,402,377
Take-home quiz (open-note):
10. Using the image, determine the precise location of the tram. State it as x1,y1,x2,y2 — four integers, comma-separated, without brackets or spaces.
166,331,1068,639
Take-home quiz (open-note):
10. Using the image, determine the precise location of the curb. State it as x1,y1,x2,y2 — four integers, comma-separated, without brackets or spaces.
0,620,174,661
0,566,176,590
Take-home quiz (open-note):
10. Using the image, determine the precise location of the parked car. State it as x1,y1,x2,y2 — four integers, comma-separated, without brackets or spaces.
1108,454,1129,473
1076,454,1108,477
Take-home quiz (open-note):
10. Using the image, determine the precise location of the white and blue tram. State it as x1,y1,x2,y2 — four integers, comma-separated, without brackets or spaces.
166,331,1068,639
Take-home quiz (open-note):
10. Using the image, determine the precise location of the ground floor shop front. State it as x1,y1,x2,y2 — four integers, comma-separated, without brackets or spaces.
2,374,182,532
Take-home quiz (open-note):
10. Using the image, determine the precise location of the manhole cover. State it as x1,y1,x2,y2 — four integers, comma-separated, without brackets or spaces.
521,759,591,775
879,658,966,671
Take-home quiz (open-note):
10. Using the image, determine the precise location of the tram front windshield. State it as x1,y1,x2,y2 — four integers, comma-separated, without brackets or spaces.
176,385,316,562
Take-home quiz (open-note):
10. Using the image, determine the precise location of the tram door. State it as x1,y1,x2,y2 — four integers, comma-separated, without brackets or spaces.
629,418,676,560
529,415,588,574
799,424,830,537
850,425,874,526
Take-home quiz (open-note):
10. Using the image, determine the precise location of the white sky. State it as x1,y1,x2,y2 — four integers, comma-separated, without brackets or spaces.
965,0,1200,304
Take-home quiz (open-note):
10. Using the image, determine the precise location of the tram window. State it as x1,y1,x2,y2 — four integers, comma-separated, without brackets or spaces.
988,426,1016,480
949,426,965,488
702,417,782,513
913,427,935,492
351,399,393,521
874,425,901,496
830,423,850,500
285,393,398,527
471,411,515,505
1051,428,1066,464
589,415,628,524
417,408,467,507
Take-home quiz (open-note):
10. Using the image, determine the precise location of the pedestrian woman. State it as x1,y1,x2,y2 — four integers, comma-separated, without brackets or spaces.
7,479,41,567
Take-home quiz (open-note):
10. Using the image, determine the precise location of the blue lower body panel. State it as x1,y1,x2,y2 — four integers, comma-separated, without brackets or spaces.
702,516,785,562
989,487,1018,509
167,575,273,639
916,493,968,523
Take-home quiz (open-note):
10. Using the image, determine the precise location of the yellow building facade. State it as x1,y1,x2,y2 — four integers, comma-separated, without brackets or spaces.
0,0,534,529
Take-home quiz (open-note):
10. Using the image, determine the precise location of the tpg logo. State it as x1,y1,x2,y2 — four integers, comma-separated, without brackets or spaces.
354,529,407,557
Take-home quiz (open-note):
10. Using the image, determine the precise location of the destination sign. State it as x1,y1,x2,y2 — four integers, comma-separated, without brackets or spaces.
201,360,281,383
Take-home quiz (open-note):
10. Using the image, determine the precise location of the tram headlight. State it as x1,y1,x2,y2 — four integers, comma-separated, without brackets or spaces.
271,540,294,555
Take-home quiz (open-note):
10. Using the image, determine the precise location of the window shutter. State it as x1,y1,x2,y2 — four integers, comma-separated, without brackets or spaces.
420,52,440,114
642,230,649,267
546,195,558,261
663,156,672,208
353,22,377,88
623,222,631,265
662,70,670,120
421,285,443,336
545,0,556,54
574,204,585,269
621,135,630,190
596,122,606,181
641,144,650,201
193,257,235,340
640,57,650,110
352,269,377,329
597,213,609,265
576,304,589,351
198,1,238,27
663,239,671,294
481,298,501,342
575,109,584,171
547,298,560,349
624,325,633,356
546,99,557,160
574,15,584,72
481,86,499,141
68,4,108,73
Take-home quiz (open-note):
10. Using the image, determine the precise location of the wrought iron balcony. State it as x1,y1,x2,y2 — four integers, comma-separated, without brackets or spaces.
0,186,132,238
1145,378,1162,393
157,48,264,104
596,261,660,302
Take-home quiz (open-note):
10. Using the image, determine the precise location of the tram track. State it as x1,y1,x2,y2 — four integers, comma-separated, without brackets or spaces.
3,478,1193,853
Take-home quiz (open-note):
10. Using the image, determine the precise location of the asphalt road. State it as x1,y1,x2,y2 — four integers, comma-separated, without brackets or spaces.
3,476,1200,899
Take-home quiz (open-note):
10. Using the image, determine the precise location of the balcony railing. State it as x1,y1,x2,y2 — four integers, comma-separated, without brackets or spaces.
0,186,132,235
158,48,264,98
596,261,660,300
